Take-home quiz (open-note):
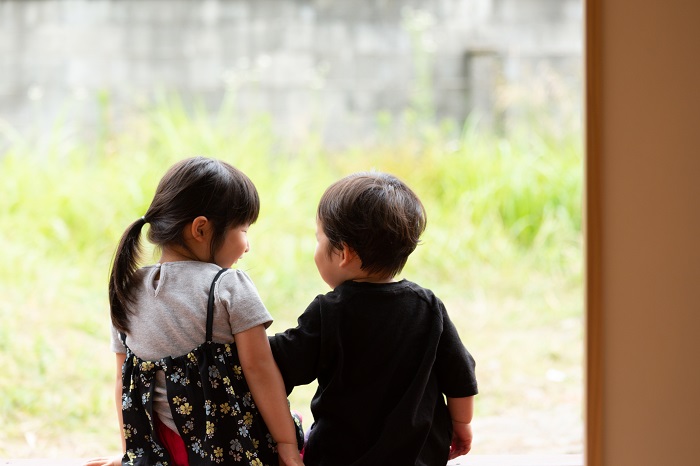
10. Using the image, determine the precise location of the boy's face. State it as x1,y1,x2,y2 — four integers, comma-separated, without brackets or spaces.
314,219,344,289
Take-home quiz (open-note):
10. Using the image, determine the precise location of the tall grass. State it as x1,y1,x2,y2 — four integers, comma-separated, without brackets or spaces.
0,95,583,456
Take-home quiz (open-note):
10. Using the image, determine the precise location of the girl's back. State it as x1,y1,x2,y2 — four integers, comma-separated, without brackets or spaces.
111,261,273,443
111,262,270,361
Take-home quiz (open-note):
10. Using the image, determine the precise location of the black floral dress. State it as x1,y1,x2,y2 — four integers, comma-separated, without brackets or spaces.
119,268,303,466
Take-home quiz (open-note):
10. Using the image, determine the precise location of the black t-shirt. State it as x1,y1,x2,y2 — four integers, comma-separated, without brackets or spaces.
270,280,478,466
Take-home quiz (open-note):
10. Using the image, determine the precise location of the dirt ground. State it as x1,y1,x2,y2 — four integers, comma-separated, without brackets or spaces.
473,409,584,454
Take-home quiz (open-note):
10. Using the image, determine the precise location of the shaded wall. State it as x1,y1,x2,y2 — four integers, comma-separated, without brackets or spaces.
0,0,582,146
586,0,700,464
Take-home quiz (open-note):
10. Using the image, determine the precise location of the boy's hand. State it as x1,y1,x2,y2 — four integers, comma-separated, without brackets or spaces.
83,455,122,466
448,421,473,460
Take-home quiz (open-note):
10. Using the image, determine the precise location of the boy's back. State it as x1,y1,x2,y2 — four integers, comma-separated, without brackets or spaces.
270,279,477,466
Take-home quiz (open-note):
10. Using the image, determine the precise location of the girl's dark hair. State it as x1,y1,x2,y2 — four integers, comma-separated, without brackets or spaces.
109,156,260,332
317,172,427,279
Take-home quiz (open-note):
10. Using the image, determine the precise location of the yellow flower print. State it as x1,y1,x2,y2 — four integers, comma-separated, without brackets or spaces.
245,451,254,460
178,403,193,415
172,396,183,405
251,438,259,449
206,421,215,436
233,365,242,376
140,361,154,371
188,352,197,363
251,459,263,466
220,403,231,414
243,412,254,426
214,447,223,458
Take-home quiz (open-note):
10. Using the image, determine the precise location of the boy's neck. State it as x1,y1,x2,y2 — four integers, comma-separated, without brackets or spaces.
351,276,398,284
337,245,398,285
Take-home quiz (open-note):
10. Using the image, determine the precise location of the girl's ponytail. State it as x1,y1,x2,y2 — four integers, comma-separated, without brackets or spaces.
109,216,147,333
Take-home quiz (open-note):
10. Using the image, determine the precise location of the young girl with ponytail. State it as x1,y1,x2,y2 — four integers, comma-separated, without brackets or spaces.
86,156,303,466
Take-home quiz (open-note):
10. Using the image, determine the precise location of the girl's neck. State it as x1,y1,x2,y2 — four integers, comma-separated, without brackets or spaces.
159,245,203,263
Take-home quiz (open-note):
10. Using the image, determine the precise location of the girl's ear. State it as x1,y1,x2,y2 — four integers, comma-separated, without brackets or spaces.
189,216,210,242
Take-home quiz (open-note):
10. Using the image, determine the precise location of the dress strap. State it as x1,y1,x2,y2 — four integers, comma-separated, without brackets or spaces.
206,268,228,342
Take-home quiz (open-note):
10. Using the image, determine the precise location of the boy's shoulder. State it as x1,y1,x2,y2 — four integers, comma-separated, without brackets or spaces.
320,279,444,308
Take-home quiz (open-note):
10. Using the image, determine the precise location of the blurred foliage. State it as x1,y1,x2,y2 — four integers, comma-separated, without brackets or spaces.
0,90,583,456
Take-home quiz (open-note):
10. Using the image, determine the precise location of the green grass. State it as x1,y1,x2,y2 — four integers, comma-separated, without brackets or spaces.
0,96,583,457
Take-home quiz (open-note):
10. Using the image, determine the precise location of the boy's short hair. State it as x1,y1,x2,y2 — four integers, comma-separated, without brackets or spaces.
317,172,427,278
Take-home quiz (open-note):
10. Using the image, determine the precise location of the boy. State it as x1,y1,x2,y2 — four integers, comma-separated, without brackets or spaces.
270,172,477,465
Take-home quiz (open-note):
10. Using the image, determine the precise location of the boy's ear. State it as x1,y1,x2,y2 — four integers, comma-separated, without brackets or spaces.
339,244,359,267
189,216,210,242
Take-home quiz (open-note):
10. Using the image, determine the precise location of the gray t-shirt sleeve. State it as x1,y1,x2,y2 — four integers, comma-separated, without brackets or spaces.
110,325,127,354
217,269,273,335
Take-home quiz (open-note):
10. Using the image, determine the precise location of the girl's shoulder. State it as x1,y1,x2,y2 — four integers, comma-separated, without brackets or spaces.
140,262,261,301
215,267,262,298
213,266,256,287
142,262,224,292
156,261,232,279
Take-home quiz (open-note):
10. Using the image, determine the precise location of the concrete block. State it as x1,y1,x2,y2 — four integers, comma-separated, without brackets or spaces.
0,0,584,147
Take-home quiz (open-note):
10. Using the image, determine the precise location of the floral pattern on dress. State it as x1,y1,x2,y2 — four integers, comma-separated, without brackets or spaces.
120,340,303,466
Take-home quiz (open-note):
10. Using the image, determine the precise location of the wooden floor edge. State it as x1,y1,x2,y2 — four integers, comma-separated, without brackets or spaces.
2,454,585,466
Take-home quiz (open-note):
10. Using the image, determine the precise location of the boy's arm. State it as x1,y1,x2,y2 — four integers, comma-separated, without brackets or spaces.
434,300,478,396
436,303,477,460
447,395,474,460
268,298,323,392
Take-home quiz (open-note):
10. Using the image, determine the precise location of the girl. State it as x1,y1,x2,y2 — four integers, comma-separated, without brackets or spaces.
86,157,303,466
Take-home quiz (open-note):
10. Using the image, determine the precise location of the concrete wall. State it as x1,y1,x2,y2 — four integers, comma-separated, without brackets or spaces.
0,0,582,147
586,0,700,464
